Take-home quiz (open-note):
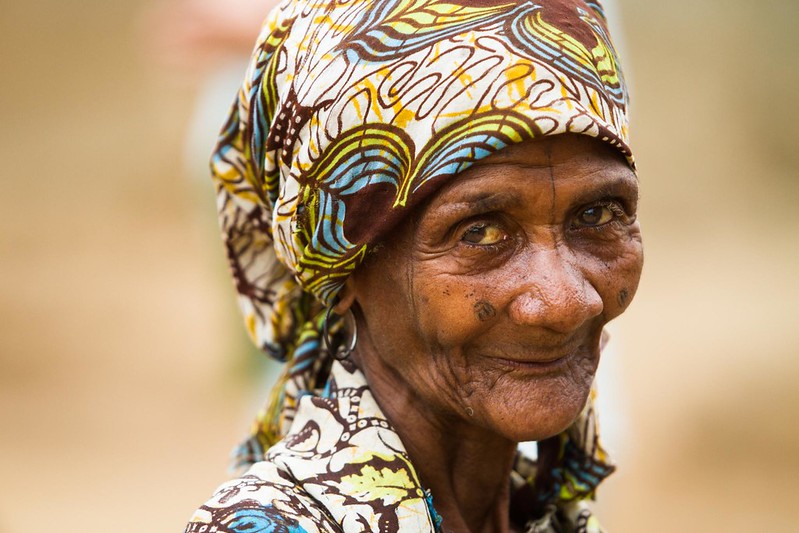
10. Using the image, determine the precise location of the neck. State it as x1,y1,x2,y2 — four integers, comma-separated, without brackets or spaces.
355,357,518,533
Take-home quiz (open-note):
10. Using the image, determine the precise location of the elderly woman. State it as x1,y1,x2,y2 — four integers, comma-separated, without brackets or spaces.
186,0,643,531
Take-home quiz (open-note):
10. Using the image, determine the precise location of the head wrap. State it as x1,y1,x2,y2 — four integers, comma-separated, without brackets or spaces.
212,0,632,488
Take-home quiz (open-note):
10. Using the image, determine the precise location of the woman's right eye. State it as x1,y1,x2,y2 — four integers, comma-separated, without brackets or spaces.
461,223,507,246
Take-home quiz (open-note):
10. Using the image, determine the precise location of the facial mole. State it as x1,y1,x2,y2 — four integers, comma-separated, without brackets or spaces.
473,300,496,321
617,288,629,306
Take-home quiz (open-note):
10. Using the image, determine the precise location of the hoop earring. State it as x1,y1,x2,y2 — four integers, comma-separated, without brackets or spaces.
322,305,358,361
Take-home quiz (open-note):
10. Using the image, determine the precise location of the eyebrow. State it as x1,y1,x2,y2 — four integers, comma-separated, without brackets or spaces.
427,165,638,222
440,191,526,214
569,173,639,207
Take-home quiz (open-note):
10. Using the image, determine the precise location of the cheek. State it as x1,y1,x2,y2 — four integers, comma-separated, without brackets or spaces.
411,270,504,350
587,235,644,319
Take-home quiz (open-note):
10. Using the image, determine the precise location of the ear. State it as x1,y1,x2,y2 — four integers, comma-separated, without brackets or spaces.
333,277,357,314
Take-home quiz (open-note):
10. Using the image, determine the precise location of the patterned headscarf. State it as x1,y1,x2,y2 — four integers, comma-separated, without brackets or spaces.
212,0,632,478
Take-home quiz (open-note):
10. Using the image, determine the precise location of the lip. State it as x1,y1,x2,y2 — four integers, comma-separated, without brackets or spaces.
485,347,588,375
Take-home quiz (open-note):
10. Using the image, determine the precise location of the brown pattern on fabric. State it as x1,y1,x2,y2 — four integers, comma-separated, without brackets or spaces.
199,0,630,530
186,362,611,532
212,0,631,357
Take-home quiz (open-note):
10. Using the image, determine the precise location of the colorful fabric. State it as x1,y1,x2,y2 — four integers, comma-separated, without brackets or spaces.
206,0,630,527
186,361,614,532
214,0,631,454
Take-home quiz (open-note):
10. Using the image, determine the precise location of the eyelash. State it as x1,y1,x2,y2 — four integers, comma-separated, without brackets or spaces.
458,220,512,251
573,200,630,231
453,199,633,249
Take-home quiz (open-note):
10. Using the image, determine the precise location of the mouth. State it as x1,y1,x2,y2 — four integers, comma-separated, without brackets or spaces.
485,344,595,375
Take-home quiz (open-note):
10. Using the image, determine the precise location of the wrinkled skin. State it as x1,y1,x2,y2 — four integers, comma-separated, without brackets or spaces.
338,134,644,532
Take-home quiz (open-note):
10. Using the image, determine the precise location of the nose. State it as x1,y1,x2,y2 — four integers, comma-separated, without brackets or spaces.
507,247,603,334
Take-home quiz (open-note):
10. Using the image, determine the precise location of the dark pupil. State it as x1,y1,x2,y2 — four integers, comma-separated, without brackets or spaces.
464,226,486,242
581,207,603,225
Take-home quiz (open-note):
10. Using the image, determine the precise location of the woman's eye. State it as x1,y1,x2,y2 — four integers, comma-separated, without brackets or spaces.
461,223,506,245
574,203,622,228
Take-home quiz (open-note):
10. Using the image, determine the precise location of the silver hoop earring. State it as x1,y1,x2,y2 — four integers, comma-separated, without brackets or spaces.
322,305,357,361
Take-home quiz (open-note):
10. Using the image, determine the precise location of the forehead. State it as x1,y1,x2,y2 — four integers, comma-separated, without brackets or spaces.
424,134,636,206
473,134,630,170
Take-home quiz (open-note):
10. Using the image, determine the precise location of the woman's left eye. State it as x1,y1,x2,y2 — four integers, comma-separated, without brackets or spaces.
573,202,624,228
461,223,507,246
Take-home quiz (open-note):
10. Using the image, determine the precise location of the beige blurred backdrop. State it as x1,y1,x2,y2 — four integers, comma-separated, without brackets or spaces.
1,0,797,531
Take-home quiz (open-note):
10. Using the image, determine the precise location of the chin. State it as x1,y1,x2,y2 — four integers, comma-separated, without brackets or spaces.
482,375,595,443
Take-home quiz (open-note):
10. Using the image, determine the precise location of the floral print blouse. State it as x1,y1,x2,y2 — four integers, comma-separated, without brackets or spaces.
185,360,610,533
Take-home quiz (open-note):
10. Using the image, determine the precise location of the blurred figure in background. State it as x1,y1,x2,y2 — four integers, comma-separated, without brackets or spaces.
140,0,272,76
137,0,285,413
139,0,280,178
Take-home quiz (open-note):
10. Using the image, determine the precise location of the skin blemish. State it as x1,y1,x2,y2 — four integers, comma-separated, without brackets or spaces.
473,300,496,321
617,288,629,307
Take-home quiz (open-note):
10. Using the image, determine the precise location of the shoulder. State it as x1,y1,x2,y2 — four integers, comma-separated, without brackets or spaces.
184,461,339,533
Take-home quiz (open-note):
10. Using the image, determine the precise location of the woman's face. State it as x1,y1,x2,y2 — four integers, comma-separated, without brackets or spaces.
346,135,643,442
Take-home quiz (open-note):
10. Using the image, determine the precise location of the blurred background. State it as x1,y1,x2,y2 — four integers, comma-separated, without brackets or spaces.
1,0,797,531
